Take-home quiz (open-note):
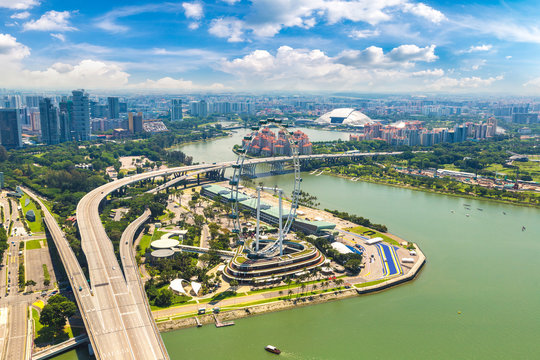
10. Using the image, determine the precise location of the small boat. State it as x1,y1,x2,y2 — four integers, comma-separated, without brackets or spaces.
522,226,526,232
265,345,281,355
477,208,483,211
463,204,470,206
503,211,506,215
450,210,454,213
466,214,470,217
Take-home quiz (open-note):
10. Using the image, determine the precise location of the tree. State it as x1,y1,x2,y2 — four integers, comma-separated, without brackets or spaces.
154,288,174,307
25,280,36,287
344,258,363,274
39,295,77,333
230,279,239,293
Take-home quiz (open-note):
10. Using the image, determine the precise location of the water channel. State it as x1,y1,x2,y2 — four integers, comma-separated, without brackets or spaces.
58,127,540,359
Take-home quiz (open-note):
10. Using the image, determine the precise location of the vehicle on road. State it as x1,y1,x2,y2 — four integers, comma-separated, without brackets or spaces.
79,286,82,291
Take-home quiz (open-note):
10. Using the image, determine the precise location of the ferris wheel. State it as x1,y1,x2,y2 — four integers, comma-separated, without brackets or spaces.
229,118,302,257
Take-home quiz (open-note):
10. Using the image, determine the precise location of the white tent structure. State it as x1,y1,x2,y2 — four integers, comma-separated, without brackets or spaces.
169,279,189,295
191,282,202,296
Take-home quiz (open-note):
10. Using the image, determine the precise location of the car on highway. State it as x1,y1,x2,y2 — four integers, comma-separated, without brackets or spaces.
79,286,82,291
112,266,116,270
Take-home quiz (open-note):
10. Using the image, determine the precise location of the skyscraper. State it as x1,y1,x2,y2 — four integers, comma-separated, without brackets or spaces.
39,98,60,145
59,99,73,142
170,99,183,121
107,97,120,119
128,112,144,133
72,90,90,141
0,109,22,148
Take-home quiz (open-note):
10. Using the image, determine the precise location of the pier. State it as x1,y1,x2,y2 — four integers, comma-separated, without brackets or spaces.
213,314,235,328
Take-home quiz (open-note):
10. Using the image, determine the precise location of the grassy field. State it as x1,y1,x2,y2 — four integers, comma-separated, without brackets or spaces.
32,308,44,335
347,225,401,246
138,234,152,256
137,228,167,257
19,194,44,233
485,162,540,182
26,239,43,250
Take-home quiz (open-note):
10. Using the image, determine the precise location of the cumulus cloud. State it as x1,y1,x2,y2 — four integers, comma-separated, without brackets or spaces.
182,2,203,20
0,0,39,10
23,11,76,32
219,45,502,92
207,0,445,41
209,18,245,42
10,12,31,20
349,29,380,39
0,33,30,59
337,44,437,68
402,2,446,23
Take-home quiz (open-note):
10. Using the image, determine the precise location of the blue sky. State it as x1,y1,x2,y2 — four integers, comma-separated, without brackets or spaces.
1,0,540,93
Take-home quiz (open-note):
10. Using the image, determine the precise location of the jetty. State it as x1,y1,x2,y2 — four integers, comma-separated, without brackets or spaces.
213,314,235,328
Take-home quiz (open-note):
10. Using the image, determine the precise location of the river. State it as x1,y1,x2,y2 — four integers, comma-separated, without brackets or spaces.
58,128,540,359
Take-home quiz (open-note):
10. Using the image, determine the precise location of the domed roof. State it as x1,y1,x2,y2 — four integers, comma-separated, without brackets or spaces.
316,108,373,127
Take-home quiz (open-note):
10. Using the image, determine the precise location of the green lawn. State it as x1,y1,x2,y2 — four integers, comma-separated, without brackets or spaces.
485,162,540,182
32,308,43,334
26,239,43,250
347,225,401,246
19,194,44,233
138,234,152,256
354,279,388,288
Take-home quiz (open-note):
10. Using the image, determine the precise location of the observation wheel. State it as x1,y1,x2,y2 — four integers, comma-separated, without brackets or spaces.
229,118,301,257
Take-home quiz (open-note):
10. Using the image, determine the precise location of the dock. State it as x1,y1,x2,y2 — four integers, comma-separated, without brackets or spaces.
194,317,202,327
213,314,235,328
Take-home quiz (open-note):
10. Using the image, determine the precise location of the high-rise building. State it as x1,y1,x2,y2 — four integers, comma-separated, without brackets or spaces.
170,99,183,121
0,109,22,148
25,95,43,108
189,100,208,118
39,98,60,145
72,90,90,141
119,102,127,113
128,112,144,133
59,99,73,142
107,97,120,119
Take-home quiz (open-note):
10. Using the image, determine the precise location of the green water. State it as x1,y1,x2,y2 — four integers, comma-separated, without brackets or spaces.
58,130,540,359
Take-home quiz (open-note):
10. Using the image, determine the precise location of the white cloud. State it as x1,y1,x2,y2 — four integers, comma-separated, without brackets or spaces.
23,11,76,32
219,45,503,92
337,44,437,68
188,22,200,30
428,75,503,90
182,2,203,20
0,0,39,10
209,18,245,42
0,33,30,60
10,11,31,20
207,0,446,41
50,33,65,42
523,77,540,87
221,0,240,4
505,55,512,60
95,3,183,33
402,2,446,23
349,29,380,39
133,77,226,91
460,44,492,53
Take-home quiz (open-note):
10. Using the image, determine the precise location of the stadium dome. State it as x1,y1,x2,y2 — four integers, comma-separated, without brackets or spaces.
316,108,373,127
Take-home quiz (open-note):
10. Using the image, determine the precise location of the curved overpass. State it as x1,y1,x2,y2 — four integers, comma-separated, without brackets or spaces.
75,151,409,359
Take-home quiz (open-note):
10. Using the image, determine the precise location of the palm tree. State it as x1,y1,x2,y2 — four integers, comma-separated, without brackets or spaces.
287,289,293,300
335,278,344,289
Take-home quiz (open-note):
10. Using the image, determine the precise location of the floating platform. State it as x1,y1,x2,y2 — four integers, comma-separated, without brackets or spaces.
214,314,235,328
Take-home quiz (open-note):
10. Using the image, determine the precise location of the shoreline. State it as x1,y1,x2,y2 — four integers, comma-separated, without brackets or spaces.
319,170,540,209
155,245,426,332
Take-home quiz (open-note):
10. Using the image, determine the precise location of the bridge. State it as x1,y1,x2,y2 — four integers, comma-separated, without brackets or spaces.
56,150,408,359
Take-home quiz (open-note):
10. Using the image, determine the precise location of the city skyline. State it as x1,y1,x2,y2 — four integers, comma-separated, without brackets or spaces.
1,1,540,94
